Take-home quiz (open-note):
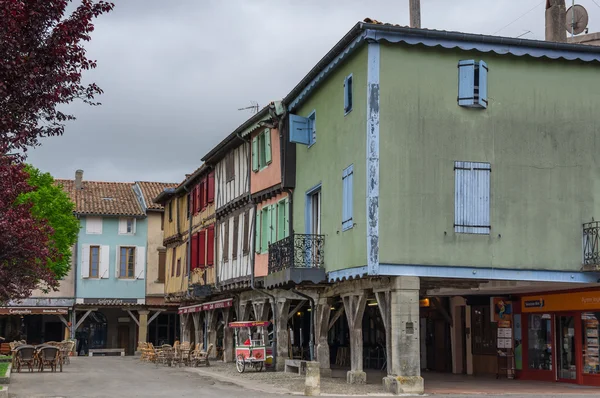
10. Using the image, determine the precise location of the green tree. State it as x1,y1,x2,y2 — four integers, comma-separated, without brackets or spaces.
16,165,79,281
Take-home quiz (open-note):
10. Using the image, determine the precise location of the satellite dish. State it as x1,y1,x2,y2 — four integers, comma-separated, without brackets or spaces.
566,4,589,35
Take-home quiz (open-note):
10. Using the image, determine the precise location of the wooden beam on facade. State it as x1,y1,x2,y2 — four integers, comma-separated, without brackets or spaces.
57,314,70,330
287,300,307,321
125,309,140,327
75,309,93,330
328,306,345,331
148,310,164,326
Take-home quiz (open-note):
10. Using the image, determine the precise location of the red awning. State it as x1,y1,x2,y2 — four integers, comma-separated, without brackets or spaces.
229,321,270,328
178,298,233,314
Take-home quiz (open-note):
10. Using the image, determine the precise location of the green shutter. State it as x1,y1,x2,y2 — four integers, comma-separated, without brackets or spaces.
261,207,269,253
277,201,285,241
269,205,276,245
284,198,290,238
252,136,259,172
255,209,261,253
265,129,272,165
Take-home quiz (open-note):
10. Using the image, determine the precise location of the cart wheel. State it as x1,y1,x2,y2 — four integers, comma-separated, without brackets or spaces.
236,354,245,373
256,361,263,372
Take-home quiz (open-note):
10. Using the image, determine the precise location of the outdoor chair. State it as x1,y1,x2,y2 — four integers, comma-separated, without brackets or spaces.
38,346,62,372
15,345,36,373
59,341,74,365
193,343,213,367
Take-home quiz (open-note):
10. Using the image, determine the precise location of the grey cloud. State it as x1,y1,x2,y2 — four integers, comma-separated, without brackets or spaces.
28,0,600,182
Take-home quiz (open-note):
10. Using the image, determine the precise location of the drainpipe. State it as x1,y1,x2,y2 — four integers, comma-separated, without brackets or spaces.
291,289,314,361
71,217,80,340
237,130,279,371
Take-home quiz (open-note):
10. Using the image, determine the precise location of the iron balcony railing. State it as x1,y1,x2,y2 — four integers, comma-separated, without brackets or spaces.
268,234,325,274
583,221,600,270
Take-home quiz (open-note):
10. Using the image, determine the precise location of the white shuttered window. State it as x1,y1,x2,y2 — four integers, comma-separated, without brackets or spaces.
454,161,491,234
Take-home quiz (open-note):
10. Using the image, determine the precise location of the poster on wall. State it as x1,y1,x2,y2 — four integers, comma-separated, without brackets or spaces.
492,298,513,327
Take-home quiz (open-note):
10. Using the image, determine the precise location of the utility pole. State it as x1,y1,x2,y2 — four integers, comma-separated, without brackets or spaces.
409,0,421,28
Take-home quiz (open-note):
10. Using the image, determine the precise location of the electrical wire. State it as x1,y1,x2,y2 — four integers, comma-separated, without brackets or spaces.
591,0,600,9
493,1,545,35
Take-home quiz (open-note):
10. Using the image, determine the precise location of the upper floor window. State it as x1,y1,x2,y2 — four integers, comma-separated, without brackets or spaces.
157,249,166,283
342,165,354,231
168,202,173,222
344,74,353,114
225,153,235,182
256,199,289,253
454,161,491,234
119,217,136,235
118,246,136,279
89,245,100,278
192,172,215,215
86,216,102,235
252,129,272,172
458,60,488,109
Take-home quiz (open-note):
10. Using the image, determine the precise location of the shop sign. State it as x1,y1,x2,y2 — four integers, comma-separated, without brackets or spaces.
522,290,600,313
82,298,139,306
178,298,233,314
0,307,69,315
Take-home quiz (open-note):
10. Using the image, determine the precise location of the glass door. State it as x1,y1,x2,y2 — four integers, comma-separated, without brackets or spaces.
556,314,577,381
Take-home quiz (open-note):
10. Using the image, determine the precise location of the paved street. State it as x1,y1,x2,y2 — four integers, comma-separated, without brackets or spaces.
8,356,600,397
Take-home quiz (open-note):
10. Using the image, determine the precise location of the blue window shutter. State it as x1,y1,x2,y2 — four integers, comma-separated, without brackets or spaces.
458,60,475,107
454,161,490,234
344,76,349,112
478,60,488,109
289,114,310,145
342,165,354,231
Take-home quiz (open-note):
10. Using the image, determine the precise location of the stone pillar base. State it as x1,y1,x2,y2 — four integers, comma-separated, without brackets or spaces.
383,375,424,395
305,361,321,396
347,370,366,384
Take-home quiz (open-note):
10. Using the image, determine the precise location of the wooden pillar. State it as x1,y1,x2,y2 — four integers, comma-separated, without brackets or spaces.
314,298,331,376
223,308,235,362
374,289,392,375
206,310,218,358
192,313,202,348
342,292,367,384
252,299,270,341
275,298,290,372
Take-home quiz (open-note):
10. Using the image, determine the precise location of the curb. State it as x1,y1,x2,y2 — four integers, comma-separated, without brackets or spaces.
0,363,11,385
0,384,8,398
183,367,294,395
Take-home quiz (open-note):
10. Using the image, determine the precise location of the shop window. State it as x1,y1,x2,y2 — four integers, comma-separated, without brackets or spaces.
527,314,553,371
471,305,497,355
582,312,600,374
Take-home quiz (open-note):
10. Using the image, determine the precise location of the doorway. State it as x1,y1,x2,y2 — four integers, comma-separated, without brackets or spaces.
45,322,63,342
118,325,130,355
556,314,577,382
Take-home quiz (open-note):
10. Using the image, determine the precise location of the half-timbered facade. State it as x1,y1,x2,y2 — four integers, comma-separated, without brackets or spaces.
202,120,256,290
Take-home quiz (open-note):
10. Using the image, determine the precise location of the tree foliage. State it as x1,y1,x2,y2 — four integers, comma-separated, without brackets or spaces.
0,159,58,303
16,165,79,281
0,0,114,155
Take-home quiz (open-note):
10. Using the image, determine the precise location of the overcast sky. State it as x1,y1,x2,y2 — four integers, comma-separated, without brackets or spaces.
26,0,600,184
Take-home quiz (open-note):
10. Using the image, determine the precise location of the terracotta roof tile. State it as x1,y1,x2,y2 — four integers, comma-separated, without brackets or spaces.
136,181,178,211
56,179,145,217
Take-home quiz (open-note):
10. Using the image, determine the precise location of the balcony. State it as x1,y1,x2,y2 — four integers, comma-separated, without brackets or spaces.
265,234,326,288
583,221,600,271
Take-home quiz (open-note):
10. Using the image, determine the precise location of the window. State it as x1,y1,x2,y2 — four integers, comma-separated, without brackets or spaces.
454,161,490,234
169,202,173,222
471,305,497,355
207,225,215,266
185,241,189,276
458,60,488,108
242,210,250,254
222,221,230,261
226,153,235,182
191,233,199,270
232,216,239,259
119,218,136,235
171,248,176,277
344,74,353,114
119,247,136,279
308,111,316,146
86,217,103,234
207,171,215,204
277,199,289,241
89,246,100,278
252,130,272,172
582,313,600,374
528,314,553,370
198,230,206,268
157,250,166,283
342,165,354,231
176,258,181,277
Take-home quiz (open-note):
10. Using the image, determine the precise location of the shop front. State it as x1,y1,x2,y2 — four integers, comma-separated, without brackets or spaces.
519,289,600,386
0,304,72,343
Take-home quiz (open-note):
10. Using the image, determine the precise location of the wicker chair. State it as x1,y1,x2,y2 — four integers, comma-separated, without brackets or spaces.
38,346,62,372
192,343,213,367
15,345,36,373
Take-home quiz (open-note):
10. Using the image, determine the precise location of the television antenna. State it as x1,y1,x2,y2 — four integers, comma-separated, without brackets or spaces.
238,101,260,114
566,3,589,36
